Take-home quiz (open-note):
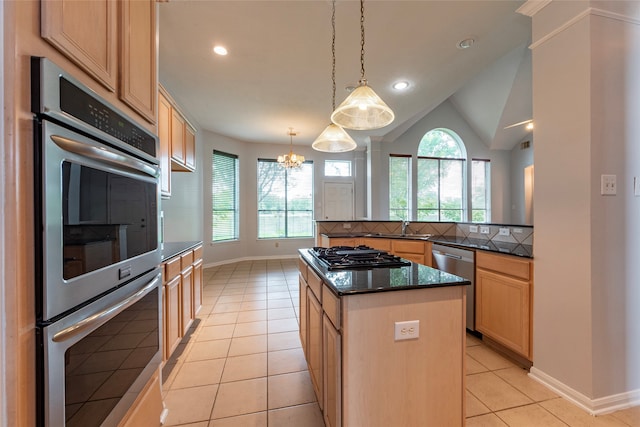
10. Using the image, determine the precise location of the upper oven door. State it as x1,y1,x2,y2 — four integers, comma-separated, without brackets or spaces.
38,119,161,321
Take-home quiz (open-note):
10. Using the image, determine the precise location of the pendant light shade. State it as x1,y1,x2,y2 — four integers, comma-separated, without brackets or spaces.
331,0,394,131
312,123,357,152
331,79,395,130
312,0,357,153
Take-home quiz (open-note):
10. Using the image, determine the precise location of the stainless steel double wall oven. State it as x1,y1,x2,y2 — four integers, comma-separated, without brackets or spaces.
32,58,162,427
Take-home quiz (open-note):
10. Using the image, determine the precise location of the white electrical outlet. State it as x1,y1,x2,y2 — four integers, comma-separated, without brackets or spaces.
635,177,640,197
469,225,478,233
394,320,419,341
480,226,490,234
343,223,351,229
499,228,510,236
601,174,617,195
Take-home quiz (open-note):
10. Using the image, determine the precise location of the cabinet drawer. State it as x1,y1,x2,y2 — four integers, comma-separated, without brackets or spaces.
322,284,340,328
298,256,309,281
193,245,203,261
477,251,531,281
164,257,181,282
392,240,425,254
362,238,392,252
181,250,194,271
308,268,323,302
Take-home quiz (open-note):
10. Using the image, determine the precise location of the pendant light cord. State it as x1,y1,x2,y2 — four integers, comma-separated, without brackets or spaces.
331,0,336,110
360,0,366,80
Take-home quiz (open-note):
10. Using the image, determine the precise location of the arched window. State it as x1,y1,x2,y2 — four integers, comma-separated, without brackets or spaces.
417,129,466,221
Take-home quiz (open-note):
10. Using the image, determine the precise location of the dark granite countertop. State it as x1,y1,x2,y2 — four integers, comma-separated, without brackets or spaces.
299,248,470,297
161,241,202,261
321,233,533,258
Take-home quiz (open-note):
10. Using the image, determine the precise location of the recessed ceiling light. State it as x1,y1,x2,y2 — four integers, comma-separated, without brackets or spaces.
213,45,228,56
393,81,409,90
457,38,475,49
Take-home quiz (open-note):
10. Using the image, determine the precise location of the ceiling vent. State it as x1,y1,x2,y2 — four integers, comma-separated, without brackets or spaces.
520,141,530,150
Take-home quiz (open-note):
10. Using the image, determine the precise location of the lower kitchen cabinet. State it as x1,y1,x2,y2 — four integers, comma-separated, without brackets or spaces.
391,239,431,266
476,251,533,359
323,314,341,427
161,244,203,362
299,273,308,355
307,288,324,410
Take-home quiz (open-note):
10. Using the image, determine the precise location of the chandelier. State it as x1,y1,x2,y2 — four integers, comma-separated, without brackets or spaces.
312,0,357,153
331,0,394,130
278,128,305,168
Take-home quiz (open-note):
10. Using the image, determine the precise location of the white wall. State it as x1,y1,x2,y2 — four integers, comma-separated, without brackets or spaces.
374,99,513,223
530,0,640,408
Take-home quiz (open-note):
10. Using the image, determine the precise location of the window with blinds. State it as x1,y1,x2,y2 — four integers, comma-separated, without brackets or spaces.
212,150,239,242
257,159,313,239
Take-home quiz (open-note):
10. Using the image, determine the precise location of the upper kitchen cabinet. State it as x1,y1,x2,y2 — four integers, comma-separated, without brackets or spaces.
158,85,197,173
41,0,157,124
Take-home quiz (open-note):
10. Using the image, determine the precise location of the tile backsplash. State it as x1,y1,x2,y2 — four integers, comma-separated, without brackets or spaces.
316,221,533,246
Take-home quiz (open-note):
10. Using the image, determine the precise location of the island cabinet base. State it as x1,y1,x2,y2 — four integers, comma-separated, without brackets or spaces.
340,287,466,427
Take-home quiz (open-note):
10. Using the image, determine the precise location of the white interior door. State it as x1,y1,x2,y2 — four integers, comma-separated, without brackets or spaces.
323,182,354,220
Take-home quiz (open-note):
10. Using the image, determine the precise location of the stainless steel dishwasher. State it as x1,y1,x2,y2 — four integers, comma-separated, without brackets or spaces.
432,244,476,331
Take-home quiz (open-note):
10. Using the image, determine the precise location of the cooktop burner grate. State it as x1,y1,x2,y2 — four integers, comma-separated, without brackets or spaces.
310,246,412,270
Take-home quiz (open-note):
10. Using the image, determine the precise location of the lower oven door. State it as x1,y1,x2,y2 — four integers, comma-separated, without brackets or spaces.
37,268,162,427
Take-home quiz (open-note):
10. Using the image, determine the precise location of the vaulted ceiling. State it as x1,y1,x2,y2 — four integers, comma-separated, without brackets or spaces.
158,1,532,150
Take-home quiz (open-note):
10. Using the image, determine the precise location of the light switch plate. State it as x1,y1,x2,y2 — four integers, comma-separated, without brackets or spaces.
469,225,478,233
635,177,640,197
343,223,351,229
499,228,510,236
480,226,490,234
601,174,617,195
394,320,419,341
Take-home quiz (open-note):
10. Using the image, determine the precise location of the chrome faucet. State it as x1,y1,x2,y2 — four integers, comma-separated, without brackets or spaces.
401,220,410,236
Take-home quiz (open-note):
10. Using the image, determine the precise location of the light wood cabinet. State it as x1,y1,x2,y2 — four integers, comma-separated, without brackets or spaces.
325,237,360,248
307,287,324,410
41,0,157,123
158,92,172,197
119,0,157,122
361,237,391,252
476,251,533,359
299,273,309,356
158,85,197,174
391,239,432,267
323,314,341,427
192,259,203,318
161,245,204,362
163,272,181,361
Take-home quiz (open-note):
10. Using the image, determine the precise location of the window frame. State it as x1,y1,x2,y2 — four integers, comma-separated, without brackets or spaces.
324,159,352,177
257,159,314,239
388,154,412,221
212,150,239,242
471,158,491,223
416,155,466,222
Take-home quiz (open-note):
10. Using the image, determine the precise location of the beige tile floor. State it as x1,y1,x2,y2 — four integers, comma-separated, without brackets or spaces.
161,259,640,427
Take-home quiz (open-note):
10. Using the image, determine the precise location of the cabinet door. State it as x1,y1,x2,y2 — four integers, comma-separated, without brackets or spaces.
307,290,324,410
41,0,117,90
170,109,185,165
328,237,359,247
192,259,203,317
323,315,341,427
164,276,181,360
361,238,391,252
185,125,196,170
299,274,308,357
180,266,194,336
476,268,531,358
119,0,157,123
158,92,172,197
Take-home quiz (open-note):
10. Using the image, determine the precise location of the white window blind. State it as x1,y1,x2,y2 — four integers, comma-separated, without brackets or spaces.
212,150,239,241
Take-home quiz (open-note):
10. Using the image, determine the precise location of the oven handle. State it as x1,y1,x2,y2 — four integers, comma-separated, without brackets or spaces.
50,134,160,178
52,274,161,343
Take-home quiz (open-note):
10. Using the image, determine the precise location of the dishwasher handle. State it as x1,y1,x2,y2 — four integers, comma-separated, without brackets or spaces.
435,252,462,260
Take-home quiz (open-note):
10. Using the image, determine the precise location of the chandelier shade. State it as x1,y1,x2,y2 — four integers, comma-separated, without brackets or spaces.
277,129,305,169
312,123,357,152
331,79,395,130
331,0,395,131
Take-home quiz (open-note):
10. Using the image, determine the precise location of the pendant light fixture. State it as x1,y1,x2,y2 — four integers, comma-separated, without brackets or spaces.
277,128,305,168
312,0,357,153
331,0,394,130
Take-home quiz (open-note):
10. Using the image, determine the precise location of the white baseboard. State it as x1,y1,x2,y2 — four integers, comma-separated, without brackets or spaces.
529,367,640,415
203,254,298,269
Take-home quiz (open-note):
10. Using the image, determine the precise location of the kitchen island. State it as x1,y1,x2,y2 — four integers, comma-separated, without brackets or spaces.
298,248,470,427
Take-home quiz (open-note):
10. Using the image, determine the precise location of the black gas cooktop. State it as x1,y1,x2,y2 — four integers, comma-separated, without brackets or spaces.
310,246,412,270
